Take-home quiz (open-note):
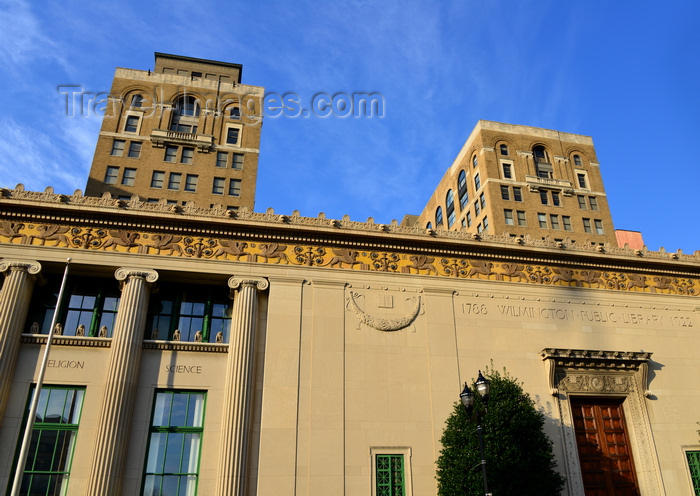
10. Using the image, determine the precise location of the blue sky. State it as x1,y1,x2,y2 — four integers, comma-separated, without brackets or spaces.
1,0,699,252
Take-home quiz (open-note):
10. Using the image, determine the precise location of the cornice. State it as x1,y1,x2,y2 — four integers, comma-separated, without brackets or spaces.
2,187,700,297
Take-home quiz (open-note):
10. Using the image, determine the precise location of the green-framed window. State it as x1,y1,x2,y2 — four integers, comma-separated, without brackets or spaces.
376,454,405,496
26,275,120,337
688,450,700,495
146,284,231,342
142,390,206,496
12,386,85,496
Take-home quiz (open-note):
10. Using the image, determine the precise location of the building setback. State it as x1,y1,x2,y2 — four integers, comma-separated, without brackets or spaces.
1,54,700,496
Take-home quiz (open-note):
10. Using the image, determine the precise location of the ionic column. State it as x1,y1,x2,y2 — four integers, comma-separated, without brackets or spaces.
87,267,158,496
216,276,268,496
0,260,41,424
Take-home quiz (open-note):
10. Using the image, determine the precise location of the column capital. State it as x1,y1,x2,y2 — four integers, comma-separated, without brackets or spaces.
228,276,269,292
0,259,41,275
114,267,159,283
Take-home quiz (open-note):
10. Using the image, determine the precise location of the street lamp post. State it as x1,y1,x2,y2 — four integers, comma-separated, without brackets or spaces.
460,370,491,496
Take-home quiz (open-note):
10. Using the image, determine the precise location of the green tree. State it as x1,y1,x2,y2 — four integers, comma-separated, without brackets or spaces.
436,367,565,495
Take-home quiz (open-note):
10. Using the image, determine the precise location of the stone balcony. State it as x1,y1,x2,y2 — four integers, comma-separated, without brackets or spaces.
150,129,214,152
525,175,574,195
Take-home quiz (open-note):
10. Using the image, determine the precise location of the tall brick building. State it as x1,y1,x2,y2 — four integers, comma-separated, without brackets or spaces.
85,53,263,211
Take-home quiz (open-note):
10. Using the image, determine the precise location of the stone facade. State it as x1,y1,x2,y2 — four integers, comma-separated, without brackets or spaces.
1,187,699,495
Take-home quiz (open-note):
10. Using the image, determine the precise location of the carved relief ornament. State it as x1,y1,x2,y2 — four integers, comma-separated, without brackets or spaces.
346,291,421,331
541,348,652,397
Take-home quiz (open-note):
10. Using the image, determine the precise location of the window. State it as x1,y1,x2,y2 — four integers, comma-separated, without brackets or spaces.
130,94,143,108
111,139,125,156
128,141,142,158
170,96,200,133
147,284,232,342
212,178,224,195
164,146,178,163
174,95,200,117
426,222,432,229
104,166,119,184
562,215,572,231
500,144,509,155
168,173,182,190
538,213,547,228
578,195,587,209
474,173,481,191
466,211,472,227
550,214,560,229
533,145,548,163
589,196,598,210
458,170,468,209
435,206,443,227
512,187,522,202
479,192,486,209
517,210,527,226
226,127,240,145
230,107,241,120
504,209,514,225
577,173,588,189
12,386,85,495
184,174,198,192
573,154,582,167
214,152,227,168
686,451,700,495
482,216,489,232
477,222,483,234
124,115,140,133
375,454,405,496
446,190,455,228
151,171,165,188
180,147,194,165
26,275,120,336
551,191,560,206
500,185,510,200
594,219,604,234
474,199,481,217
232,153,244,170
472,154,478,168
583,218,592,233
540,190,549,205
122,168,136,186
143,390,205,496
502,163,512,179
228,179,242,197
533,146,552,178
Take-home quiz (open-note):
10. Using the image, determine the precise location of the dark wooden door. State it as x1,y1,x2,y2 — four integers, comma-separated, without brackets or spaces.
571,398,640,496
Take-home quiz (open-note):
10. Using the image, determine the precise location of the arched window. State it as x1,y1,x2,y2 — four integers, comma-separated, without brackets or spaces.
174,95,200,117
230,106,241,120
170,95,200,133
573,154,582,167
446,190,456,228
130,94,143,108
435,206,443,228
426,221,433,229
472,154,478,168
458,170,468,209
533,145,552,178
500,144,509,156
533,145,548,162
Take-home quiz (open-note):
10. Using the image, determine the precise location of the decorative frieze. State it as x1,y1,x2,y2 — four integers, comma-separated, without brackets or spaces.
2,220,699,297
